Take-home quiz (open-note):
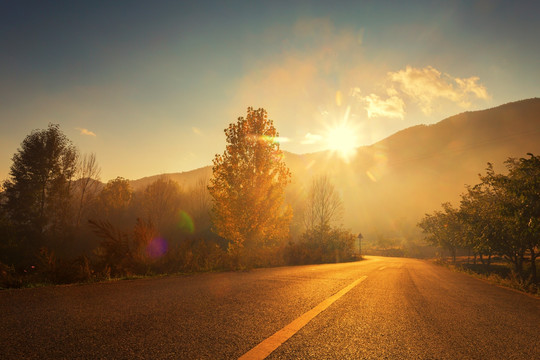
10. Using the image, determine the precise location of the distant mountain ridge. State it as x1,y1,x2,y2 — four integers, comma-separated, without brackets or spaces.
131,98,540,242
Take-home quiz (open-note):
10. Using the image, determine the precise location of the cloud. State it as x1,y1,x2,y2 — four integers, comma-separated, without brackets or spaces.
76,128,96,136
192,127,202,135
363,93,405,119
301,133,323,145
388,65,489,114
455,76,490,99
349,87,362,98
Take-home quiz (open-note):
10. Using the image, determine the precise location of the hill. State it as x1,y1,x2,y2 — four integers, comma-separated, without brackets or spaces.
130,166,212,191
291,99,540,241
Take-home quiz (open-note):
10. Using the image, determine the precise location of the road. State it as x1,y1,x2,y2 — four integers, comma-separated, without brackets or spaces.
1,256,539,359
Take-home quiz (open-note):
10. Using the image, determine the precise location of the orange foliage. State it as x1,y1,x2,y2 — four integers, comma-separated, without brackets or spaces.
209,107,292,252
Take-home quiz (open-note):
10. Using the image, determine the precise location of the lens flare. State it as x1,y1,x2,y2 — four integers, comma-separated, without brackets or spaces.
335,90,343,106
178,210,195,234
259,135,290,144
146,237,168,258
366,170,377,182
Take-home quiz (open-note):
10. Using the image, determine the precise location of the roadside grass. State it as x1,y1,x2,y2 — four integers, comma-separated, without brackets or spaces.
1,270,199,290
434,257,539,297
2,253,366,290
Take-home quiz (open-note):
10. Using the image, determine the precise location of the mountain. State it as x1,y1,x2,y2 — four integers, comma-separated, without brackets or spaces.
130,166,212,191
131,98,540,244
293,98,540,240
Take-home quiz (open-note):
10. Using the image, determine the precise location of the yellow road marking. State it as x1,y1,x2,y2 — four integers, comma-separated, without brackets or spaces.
378,266,386,270
238,275,368,360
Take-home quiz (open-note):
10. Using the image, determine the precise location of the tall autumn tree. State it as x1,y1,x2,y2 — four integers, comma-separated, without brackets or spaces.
209,107,292,253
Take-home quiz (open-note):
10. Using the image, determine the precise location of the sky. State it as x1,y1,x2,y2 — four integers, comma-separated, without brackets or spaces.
1,0,539,182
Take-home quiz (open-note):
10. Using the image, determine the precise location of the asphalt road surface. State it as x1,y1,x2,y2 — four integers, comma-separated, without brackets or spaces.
1,256,539,359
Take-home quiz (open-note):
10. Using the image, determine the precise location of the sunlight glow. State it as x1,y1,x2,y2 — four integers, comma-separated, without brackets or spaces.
325,120,359,162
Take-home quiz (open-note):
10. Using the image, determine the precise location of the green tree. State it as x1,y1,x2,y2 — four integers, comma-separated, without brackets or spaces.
208,107,292,253
418,203,463,263
496,154,540,282
422,156,539,282
2,124,78,262
459,183,502,266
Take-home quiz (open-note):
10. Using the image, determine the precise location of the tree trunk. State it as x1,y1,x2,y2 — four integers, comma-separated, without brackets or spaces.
77,184,87,227
529,247,537,284
516,251,525,279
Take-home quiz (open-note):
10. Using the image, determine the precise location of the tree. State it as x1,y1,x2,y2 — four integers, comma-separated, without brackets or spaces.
474,162,529,276
418,203,463,263
185,177,212,234
208,107,292,252
139,176,183,231
303,174,343,232
2,124,78,260
74,153,101,227
293,174,355,264
96,177,133,227
497,154,540,282
420,156,539,282
459,183,502,266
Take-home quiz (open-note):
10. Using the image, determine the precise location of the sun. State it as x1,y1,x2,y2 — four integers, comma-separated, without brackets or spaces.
325,123,359,162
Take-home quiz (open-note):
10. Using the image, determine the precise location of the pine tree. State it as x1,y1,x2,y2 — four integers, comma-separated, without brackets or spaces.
2,124,78,259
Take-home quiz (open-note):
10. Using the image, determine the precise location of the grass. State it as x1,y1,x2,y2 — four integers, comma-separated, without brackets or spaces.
434,257,539,297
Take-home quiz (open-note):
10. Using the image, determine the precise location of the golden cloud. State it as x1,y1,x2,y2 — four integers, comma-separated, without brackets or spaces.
363,93,405,119
301,133,323,145
76,128,96,136
388,65,489,114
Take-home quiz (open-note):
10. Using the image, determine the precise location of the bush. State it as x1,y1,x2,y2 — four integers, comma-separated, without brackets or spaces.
0,261,22,288
35,248,95,284
285,226,356,265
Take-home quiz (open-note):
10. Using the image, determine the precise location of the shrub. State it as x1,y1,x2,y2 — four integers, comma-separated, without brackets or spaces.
0,261,22,288
285,226,356,265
